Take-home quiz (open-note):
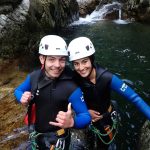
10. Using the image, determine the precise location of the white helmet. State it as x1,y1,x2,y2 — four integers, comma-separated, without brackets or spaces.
67,37,95,61
39,35,68,56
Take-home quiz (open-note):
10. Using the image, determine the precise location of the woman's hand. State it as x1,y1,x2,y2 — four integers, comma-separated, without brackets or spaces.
89,109,103,122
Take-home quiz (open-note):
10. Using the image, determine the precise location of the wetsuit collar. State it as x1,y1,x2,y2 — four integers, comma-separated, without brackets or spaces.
37,66,73,89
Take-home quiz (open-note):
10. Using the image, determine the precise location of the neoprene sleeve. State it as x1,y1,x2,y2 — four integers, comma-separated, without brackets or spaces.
68,87,91,128
111,75,150,120
14,75,31,102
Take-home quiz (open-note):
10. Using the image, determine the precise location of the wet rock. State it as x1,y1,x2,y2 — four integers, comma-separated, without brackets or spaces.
0,0,22,5
139,120,150,150
0,5,13,14
0,59,28,149
77,0,100,17
0,0,79,58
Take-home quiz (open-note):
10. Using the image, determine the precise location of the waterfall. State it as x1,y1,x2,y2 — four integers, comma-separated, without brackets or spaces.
71,2,130,25
113,7,130,24
119,8,122,20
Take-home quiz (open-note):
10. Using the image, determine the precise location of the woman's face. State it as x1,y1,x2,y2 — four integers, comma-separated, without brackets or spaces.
73,57,92,78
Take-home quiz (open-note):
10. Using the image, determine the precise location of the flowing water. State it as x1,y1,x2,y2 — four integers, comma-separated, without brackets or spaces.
59,20,150,149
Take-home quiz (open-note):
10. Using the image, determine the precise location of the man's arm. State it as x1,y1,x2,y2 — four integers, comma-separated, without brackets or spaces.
14,75,32,105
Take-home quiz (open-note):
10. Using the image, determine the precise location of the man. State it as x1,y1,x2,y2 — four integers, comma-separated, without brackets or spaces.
14,35,91,150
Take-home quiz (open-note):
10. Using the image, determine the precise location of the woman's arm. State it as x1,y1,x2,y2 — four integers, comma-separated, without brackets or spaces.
68,87,91,128
110,75,150,120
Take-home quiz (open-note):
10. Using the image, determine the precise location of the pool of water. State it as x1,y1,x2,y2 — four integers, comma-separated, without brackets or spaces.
59,20,150,149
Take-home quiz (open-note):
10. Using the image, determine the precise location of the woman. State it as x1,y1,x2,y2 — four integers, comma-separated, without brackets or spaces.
67,37,150,150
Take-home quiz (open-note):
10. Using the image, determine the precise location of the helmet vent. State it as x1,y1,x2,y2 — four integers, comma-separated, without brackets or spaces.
45,44,49,50
75,51,80,54
86,45,89,51
68,51,70,56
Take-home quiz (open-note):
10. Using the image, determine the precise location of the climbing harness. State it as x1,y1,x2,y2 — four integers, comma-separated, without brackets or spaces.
89,110,118,145
28,128,68,150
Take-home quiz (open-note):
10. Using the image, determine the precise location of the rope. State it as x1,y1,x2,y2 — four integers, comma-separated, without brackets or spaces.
29,131,42,150
89,112,118,145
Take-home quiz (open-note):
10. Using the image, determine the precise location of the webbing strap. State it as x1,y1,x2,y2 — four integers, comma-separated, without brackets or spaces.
27,70,41,126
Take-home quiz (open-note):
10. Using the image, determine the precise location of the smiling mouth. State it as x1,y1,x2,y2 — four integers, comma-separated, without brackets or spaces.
79,71,88,76
80,71,86,74
79,69,87,74
53,70,61,74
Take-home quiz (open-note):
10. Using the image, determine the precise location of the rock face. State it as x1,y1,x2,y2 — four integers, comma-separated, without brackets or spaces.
125,0,150,22
0,59,28,149
77,0,100,17
0,0,30,58
139,120,150,150
29,0,79,30
0,0,79,58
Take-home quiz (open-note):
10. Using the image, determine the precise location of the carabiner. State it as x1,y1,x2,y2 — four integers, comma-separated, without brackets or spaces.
111,111,117,121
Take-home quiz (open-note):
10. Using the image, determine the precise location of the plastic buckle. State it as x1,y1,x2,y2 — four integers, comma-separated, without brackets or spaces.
111,111,117,121
57,129,65,136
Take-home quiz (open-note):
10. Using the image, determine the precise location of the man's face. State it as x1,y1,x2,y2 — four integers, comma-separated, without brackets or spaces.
39,55,66,79
73,57,92,78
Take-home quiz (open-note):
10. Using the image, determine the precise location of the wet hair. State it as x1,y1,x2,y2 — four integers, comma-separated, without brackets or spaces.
89,54,95,66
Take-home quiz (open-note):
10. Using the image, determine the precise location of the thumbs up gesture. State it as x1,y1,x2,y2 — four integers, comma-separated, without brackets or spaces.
49,103,74,128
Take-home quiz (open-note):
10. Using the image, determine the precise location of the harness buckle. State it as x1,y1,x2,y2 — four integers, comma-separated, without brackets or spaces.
56,129,65,136
55,138,65,150
111,111,117,121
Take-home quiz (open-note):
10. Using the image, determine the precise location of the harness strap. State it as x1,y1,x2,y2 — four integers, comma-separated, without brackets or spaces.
104,125,113,140
89,109,118,145
108,105,112,113
26,70,41,126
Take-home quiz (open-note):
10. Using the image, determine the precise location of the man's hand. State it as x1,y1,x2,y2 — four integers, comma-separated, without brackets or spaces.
89,109,103,122
49,103,74,128
20,91,32,106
